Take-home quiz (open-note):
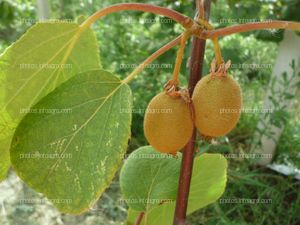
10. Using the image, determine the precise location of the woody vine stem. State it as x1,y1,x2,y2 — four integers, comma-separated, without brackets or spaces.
77,1,300,225
80,3,300,85
173,1,211,225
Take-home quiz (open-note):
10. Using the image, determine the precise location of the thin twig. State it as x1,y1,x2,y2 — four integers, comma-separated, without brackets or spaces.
212,37,223,65
172,32,190,84
80,3,194,29
199,20,300,38
122,35,182,84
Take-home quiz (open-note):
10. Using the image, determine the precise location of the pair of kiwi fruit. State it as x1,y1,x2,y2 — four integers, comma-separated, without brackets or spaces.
143,60,242,154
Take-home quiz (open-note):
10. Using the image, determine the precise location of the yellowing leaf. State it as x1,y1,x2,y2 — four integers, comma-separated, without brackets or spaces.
0,22,101,181
10,70,132,214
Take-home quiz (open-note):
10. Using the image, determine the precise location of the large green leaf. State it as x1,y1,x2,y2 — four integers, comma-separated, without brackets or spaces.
0,137,11,181
10,70,132,214
120,146,181,211
187,154,228,212
126,153,227,225
0,22,101,181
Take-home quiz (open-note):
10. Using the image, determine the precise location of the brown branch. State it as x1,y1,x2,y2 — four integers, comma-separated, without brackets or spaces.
197,0,205,20
172,0,212,225
199,20,300,38
81,3,194,29
123,34,182,83
135,212,145,225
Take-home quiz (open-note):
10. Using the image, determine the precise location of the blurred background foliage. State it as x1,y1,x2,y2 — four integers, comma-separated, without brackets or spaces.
0,0,299,225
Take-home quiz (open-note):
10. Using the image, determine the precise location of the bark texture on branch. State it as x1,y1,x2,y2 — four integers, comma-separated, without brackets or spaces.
172,1,212,224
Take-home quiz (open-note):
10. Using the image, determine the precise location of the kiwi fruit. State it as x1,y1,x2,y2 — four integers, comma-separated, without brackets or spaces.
144,92,193,154
192,73,242,137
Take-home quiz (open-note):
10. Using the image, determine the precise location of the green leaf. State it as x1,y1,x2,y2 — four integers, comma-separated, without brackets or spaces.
10,69,132,214
120,146,181,212
187,153,228,213
125,208,137,225
125,153,227,225
0,136,11,181
0,22,101,181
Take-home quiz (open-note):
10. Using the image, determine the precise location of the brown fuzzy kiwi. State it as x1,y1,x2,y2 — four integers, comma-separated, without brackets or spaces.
192,60,242,137
144,92,193,154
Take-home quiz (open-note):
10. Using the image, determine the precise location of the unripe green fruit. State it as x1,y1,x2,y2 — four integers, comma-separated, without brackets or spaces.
144,92,193,154
192,74,242,137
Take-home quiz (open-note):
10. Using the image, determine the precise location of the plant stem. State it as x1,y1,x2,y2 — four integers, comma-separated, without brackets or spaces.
196,18,223,66
135,212,145,225
80,3,194,29
172,32,190,84
80,4,300,84
197,0,205,20
212,37,223,65
173,0,212,225
122,35,182,84
199,20,300,38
